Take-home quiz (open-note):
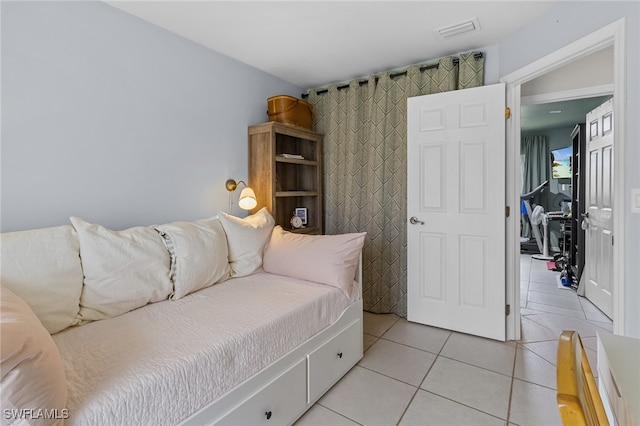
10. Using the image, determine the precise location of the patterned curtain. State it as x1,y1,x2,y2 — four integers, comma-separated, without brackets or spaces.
521,135,549,238
308,52,484,317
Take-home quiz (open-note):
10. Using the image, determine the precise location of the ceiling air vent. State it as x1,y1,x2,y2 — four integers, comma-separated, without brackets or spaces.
434,17,480,39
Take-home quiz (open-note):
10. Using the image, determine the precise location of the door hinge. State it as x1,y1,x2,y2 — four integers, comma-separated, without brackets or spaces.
506,304,511,316
612,235,614,245
505,107,511,119
506,206,511,218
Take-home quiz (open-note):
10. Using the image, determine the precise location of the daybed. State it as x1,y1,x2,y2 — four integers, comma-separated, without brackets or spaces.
1,208,366,425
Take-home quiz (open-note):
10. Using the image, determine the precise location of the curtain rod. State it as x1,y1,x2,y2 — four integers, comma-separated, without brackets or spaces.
302,52,483,98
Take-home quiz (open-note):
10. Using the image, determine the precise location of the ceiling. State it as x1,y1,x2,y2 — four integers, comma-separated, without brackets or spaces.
105,1,557,89
521,96,612,133
107,1,600,133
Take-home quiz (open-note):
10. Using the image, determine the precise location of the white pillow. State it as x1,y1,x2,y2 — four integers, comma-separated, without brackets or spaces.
70,217,173,322
1,286,68,420
218,208,275,277
263,226,366,300
155,218,230,300
0,225,83,334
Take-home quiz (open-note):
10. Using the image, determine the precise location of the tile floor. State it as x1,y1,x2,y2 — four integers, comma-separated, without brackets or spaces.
296,254,613,426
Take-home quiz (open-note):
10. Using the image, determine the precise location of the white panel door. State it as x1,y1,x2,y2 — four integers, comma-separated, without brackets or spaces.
407,84,506,341
584,99,614,318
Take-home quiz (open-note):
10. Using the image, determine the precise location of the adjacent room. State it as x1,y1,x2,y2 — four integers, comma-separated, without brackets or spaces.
2,1,639,425
519,47,615,311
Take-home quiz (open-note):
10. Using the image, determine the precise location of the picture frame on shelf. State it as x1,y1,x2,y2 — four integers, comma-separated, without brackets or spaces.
295,207,307,225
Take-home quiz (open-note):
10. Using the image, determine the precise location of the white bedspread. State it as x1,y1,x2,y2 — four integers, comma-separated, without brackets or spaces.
52,272,351,426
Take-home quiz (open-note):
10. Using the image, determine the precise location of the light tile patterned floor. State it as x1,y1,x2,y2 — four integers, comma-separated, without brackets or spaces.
296,254,613,426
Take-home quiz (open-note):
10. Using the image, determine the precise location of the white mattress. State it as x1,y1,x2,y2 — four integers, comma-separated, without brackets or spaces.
52,272,352,426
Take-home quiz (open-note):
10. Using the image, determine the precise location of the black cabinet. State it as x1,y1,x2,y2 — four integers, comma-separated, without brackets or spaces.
570,123,586,284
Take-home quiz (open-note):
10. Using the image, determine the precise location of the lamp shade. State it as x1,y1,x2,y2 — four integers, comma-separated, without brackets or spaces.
238,187,257,210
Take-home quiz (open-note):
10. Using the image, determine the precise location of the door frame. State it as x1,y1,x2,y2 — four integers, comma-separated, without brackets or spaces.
501,18,626,340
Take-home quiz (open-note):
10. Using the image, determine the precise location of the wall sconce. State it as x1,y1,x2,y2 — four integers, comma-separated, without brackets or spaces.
225,179,257,211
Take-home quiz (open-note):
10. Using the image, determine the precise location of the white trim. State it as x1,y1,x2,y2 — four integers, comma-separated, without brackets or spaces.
611,19,626,336
521,83,614,106
504,84,521,341
501,18,627,340
502,22,618,84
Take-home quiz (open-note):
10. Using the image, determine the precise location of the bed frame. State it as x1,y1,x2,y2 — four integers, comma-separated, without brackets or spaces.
180,259,364,426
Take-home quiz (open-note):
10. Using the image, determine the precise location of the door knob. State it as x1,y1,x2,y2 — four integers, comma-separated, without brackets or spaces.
409,217,424,225
581,212,590,230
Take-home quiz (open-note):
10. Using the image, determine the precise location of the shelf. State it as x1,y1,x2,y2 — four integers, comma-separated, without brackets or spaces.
249,122,324,234
276,191,318,197
288,227,321,234
275,157,317,166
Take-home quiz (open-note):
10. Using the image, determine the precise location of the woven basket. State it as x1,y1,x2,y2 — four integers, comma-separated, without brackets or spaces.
267,95,313,130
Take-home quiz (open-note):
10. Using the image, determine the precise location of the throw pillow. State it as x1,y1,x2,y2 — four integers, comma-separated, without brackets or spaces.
1,286,68,422
263,226,366,300
70,217,173,322
155,218,230,300
218,208,275,277
0,225,83,334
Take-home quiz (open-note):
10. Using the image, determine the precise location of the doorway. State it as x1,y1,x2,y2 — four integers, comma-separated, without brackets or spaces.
502,19,627,340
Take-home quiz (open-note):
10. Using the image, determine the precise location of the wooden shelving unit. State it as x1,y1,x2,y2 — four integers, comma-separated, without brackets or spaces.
248,122,323,234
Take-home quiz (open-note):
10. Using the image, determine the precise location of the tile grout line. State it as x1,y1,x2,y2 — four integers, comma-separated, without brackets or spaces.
347,253,612,426
505,339,520,425
315,402,364,425
393,328,454,425
514,345,559,391
377,335,448,357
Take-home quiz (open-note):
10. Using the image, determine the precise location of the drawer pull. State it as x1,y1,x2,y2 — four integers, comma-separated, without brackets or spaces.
337,352,343,359
265,411,272,420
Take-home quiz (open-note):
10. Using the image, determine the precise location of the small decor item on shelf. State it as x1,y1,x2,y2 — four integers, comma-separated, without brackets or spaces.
294,208,307,225
267,95,314,130
290,214,303,229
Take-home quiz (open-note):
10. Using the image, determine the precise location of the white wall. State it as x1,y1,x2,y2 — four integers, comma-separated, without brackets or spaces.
521,46,613,97
499,1,640,337
1,1,302,232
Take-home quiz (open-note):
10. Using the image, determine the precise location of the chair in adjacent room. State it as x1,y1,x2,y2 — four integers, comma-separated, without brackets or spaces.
556,330,609,426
